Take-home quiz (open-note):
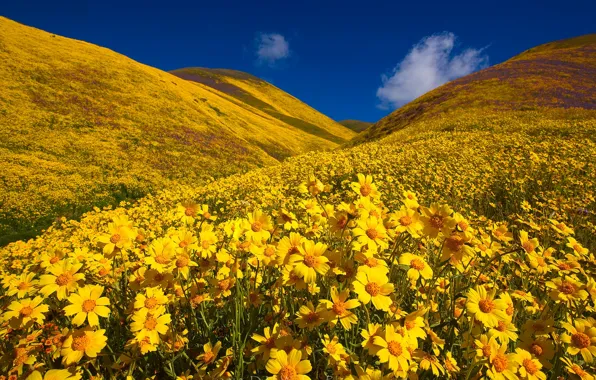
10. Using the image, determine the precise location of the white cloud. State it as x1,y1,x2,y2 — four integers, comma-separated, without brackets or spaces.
255,33,290,66
377,32,488,109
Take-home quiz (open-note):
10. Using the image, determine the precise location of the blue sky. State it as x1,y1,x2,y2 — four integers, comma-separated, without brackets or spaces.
2,0,595,122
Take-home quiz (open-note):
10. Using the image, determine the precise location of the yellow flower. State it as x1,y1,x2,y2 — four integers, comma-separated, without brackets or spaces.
351,173,379,198
289,240,329,283
26,369,81,380
96,215,136,255
399,253,433,282
561,357,595,380
561,319,596,363
520,231,540,254
322,334,346,363
144,237,176,273
489,320,519,344
295,301,326,330
244,210,272,242
177,201,200,225
321,287,360,330
548,219,574,236
353,216,389,250
546,276,588,304
466,286,508,327
7,272,38,298
4,296,48,327
198,223,218,258
353,268,394,311
64,285,110,327
486,343,518,380
373,325,411,371
391,206,423,237
130,308,171,344
420,203,456,238
514,348,546,380
134,287,169,313
39,261,85,300
197,341,221,366
61,328,107,365
252,325,280,362
265,349,312,380
567,237,589,257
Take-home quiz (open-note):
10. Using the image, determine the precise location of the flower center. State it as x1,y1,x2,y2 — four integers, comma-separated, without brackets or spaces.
176,257,189,268
17,282,28,290
365,257,378,267
530,343,543,356
388,340,403,356
360,183,372,197
522,241,535,253
322,343,336,355
559,263,572,271
366,228,379,239
405,320,415,330
492,354,508,373
264,247,276,257
279,366,297,380
303,254,316,268
203,212,211,219
445,235,464,252
144,297,158,309
154,255,170,265
399,216,412,226
523,359,539,375
573,244,582,253
478,299,495,313
144,316,158,330
218,279,231,291
365,282,381,296
458,221,469,231
201,240,211,249
110,234,121,244
332,301,347,316
496,321,507,332
179,240,189,248
429,215,444,229
82,299,96,312
482,345,491,358
410,258,425,270
559,281,576,294
251,222,262,232
305,312,320,323
56,273,73,286
506,303,514,316
72,335,90,351
572,332,591,349
184,207,195,216
50,256,60,264
203,351,215,363
20,306,33,317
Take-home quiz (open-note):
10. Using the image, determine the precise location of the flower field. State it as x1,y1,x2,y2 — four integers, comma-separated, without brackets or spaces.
1,104,595,379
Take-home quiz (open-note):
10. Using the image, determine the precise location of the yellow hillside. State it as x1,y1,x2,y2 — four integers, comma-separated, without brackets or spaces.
0,17,354,242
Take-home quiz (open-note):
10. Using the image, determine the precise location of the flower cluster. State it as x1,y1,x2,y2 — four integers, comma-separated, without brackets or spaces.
0,169,594,379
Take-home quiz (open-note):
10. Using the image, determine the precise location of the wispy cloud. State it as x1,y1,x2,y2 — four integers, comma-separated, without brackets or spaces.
377,32,488,109
255,33,290,66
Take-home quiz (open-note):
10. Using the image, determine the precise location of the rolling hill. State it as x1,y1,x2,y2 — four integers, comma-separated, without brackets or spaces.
0,17,354,242
352,34,596,144
0,28,595,379
338,119,373,132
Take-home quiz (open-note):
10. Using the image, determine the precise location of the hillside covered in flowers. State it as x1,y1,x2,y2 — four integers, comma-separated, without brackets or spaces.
0,27,595,380
0,17,354,244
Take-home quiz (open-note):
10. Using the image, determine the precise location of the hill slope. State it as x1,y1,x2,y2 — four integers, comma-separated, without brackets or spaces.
338,119,373,132
353,34,596,144
0,17,354,242
0,34,595,379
